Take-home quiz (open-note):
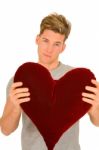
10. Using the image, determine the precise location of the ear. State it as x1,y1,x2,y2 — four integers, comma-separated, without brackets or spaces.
35,35,40,44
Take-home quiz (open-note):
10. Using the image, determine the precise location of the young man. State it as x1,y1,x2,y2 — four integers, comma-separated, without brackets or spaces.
1,13,99,150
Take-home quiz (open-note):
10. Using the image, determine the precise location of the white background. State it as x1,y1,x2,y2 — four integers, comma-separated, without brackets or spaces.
0,0,99,149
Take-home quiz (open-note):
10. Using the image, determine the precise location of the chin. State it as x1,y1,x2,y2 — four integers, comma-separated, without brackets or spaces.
39,58,52,65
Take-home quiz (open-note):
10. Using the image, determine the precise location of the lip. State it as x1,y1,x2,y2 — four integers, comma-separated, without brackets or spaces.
43,53,51,58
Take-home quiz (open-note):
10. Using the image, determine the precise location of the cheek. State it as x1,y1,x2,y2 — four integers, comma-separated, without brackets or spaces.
52,50,60,58
39,44,48,52
54,47,62,54
54,45,63,52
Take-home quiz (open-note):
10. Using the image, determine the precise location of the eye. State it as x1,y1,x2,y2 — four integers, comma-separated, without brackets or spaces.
42,38,48,43
54,43,61,47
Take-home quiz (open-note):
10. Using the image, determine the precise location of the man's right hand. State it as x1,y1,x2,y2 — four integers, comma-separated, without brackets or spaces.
0,81,30,135
8,81,30,109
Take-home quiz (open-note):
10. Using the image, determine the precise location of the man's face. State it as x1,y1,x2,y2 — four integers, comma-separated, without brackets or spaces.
36,29,66,65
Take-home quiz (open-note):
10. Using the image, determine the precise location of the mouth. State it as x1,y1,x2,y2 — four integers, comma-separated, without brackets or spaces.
43,53,51,58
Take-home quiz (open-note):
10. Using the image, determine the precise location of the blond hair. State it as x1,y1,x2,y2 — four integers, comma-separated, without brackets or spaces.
40,13,71,41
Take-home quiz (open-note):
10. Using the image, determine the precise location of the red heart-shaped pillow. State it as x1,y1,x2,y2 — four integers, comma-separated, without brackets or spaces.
14,62,96,150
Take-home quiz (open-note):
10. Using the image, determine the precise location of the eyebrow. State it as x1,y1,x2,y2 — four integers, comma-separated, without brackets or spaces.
42,37,48,40
55,41,62,44
42,37,63,44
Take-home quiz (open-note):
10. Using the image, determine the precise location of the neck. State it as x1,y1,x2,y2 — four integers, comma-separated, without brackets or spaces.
38,61,60,71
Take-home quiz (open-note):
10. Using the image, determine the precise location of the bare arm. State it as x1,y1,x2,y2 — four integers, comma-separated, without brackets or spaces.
1,82,30,135
82,79,99,126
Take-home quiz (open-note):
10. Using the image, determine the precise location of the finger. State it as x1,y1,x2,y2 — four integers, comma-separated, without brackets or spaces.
18,97,30,104
82,97,94,105
13,88,29,95
85,86,98,94
11,82,23,89
82,92,96,100
91,79,99,87
15,92,30,99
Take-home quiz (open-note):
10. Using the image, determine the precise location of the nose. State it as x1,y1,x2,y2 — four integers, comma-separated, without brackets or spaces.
46,44,53,53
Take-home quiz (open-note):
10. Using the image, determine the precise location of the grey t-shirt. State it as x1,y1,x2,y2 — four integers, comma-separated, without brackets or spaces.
21,62,80,150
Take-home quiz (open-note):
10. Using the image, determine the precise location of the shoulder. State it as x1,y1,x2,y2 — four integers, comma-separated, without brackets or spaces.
60,62,74,72
6,77,14,96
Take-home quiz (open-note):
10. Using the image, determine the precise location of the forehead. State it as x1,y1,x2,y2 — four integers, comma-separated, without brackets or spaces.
40,29,65,42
